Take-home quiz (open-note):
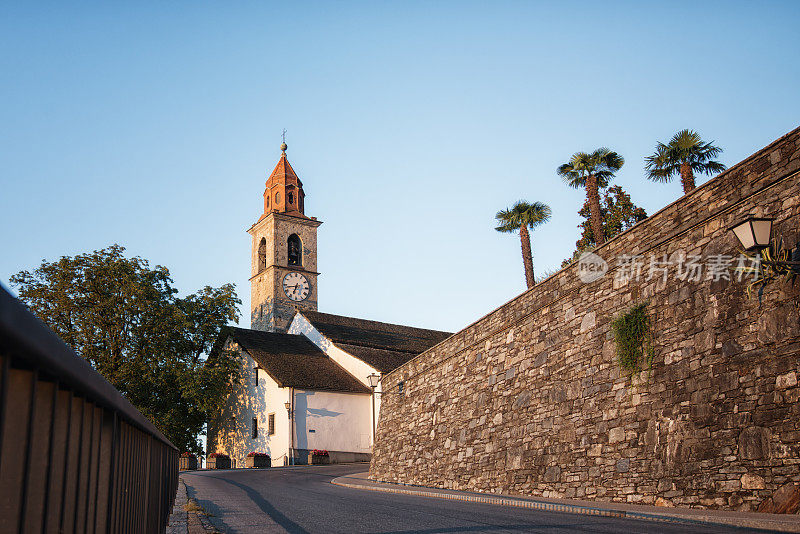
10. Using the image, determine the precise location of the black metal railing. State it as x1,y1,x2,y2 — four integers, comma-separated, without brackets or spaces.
0,286,178,533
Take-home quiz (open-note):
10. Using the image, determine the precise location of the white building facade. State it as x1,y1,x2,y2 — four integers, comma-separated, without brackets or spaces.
206,145,451,466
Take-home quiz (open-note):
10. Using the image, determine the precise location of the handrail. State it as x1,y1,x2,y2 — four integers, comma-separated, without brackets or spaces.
0,286,176,448
0,285,178,533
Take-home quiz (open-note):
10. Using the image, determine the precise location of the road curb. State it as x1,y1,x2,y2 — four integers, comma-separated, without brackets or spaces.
331,475,800,533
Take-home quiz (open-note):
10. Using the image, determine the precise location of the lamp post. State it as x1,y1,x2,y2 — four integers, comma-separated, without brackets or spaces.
284,399,293,465
367,373,381,446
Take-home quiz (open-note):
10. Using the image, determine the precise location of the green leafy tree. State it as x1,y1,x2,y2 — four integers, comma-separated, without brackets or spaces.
9,244,241,453
495,200,551,288
576,185,648,249
561,186,647,267
645,129,726,193
558,148,625,246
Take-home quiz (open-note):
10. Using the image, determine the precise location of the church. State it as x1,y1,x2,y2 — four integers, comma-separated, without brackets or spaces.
206,141,452,466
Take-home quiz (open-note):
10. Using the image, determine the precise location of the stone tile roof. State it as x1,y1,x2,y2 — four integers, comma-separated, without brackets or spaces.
220,327,370,394
299,311,452,373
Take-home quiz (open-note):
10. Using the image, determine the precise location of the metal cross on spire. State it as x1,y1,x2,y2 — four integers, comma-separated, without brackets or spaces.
280,129,288,153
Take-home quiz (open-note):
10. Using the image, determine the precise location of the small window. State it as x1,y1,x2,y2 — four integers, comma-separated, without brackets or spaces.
275,191,281,204
254,367,259,387
268,413,275,435
288,191,294,204
266,194,270,209
258,238,266,272
398,381,405,394
288,234,302,266
252,418,258,439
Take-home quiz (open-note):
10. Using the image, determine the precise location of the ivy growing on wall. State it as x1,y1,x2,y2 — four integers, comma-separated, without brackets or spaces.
611,302,655,379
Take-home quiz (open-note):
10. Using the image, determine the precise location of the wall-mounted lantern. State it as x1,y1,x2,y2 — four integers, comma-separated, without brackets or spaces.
367,373,381,388
729,215,800,301
367,373,381,444
729,216,800,269
284,400,294,465
730,216,774,252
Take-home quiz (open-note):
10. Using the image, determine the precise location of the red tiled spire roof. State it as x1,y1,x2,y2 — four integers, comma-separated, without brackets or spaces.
267,151,301,184
261,143,306,219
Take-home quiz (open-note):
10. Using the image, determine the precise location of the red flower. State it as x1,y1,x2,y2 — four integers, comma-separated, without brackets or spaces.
209,452,229,459
181,452,196,458
312,449,329,456
247,452,270,458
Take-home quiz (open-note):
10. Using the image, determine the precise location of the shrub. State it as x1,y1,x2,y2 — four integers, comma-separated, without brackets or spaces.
247,452,269,458
181,452,197,458
611,302,655,379
312,449,329,457
208,452,229,459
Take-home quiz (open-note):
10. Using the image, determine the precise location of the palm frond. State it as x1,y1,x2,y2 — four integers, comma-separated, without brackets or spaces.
557,162,585,188
558,148,623,188
645,129,724,183
495,200,552,232
494,208,518,233
690,160,727,176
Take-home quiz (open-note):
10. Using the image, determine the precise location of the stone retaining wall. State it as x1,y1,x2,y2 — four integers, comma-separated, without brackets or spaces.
369,126,800,511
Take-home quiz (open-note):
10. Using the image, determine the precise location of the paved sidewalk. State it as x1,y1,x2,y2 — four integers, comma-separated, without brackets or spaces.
168,477,220,534
332,472,800,533
166,479,189,534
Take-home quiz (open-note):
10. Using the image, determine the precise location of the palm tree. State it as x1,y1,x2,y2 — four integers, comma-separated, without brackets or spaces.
557,148,624,247
644,129,726,194
495,201,551,289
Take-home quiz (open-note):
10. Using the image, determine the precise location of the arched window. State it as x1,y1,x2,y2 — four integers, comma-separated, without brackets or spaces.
288,234,302,266
275,191,281,204
288,191,294,205
266,194,270,209
258,238,266,272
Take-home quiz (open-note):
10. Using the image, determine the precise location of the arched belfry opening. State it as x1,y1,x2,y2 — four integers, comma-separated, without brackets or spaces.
288,234,302,267
258,238,267,272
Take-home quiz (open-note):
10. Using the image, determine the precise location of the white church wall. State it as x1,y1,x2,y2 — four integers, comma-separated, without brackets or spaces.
262,370,292,465
293,390,372,453
206,338,293,467
289,313,383,445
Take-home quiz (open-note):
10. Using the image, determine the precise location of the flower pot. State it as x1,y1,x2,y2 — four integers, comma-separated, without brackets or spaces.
310,454,331,465
246,455,271,468
207,456,231,470
179,457,198,470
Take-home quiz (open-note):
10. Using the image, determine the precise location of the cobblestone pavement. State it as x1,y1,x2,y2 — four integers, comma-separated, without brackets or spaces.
167,480,189,534
178,464,780,534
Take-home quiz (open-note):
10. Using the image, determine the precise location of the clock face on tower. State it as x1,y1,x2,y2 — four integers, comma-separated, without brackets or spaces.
282,272,310,302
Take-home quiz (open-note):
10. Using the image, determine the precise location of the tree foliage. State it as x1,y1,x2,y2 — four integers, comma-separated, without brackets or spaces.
562,185,647,267
644,129,726,193
576,185,648,249
9,244,241,453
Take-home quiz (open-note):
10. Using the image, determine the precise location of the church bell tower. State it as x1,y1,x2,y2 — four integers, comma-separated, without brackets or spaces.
249,141,321,332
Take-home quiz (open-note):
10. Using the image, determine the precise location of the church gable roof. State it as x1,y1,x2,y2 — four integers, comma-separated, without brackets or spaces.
298,311,452,373
221,327,370,394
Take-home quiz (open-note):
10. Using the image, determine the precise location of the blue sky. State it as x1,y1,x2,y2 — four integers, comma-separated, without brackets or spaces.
2,1,799,333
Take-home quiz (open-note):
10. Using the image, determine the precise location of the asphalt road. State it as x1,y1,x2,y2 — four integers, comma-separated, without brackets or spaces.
181,464,769,534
